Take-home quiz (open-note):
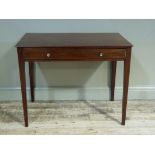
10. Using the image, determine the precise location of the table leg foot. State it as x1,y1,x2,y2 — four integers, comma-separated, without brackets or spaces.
121,119,125,125
25,122,28,127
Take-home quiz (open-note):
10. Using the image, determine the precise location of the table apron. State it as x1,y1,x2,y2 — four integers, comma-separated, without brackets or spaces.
22,48,127,61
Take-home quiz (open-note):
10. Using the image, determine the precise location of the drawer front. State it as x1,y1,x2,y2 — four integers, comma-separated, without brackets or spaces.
23,48,53,60
23,48,126,60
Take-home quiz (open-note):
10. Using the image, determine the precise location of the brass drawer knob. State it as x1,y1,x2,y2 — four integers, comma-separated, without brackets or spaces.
47,53,51,58
99,53,103,57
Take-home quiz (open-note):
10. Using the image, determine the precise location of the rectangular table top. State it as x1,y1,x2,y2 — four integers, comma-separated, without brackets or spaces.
16,33,132,48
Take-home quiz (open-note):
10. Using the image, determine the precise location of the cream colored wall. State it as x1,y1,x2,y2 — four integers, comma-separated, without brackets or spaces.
0,19,155,100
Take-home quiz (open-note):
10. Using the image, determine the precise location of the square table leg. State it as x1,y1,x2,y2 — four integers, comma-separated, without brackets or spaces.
110,61,117,101
29,62,35,102
17,48,28,127
122,48,131,125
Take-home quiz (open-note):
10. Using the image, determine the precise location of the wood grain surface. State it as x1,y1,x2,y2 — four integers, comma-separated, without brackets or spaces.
16,33,132,48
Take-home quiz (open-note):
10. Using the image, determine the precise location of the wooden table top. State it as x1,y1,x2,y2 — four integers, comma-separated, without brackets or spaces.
16,33,132,48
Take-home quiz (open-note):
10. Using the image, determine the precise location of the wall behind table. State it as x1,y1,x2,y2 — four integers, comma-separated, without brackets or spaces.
0,19,155,100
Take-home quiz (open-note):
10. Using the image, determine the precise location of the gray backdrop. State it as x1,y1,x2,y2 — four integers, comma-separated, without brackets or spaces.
0,19,154,100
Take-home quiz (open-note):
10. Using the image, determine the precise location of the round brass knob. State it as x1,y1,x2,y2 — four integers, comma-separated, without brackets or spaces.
99,53,103,57
47,53,51,58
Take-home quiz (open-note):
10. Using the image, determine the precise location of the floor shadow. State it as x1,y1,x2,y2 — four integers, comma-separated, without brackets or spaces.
84,101,121,124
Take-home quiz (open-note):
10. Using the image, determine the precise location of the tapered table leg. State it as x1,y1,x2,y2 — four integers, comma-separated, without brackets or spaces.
29,62,35,102
122,48,131,125
110,61,117,101
17,48,28,127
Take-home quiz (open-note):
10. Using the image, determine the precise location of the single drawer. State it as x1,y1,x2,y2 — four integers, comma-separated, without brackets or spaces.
23,48,53,60
23,48,126,60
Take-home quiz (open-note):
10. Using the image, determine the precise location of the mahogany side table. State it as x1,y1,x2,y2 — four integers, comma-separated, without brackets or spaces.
16,33,132,127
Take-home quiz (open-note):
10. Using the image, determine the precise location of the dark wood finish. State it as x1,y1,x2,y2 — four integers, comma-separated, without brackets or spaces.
29,62,35,102
111,61,117,101
16,33,132,127
16,33,132,48
17,48,28,127
23,48,126,61
122,48,131,125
